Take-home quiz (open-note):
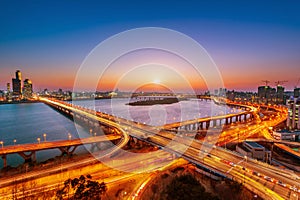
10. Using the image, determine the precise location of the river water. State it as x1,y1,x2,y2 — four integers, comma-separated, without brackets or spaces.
0,99,241,168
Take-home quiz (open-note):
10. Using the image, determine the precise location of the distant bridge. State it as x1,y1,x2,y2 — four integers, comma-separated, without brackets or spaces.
161,98,256,131
0,135,121,168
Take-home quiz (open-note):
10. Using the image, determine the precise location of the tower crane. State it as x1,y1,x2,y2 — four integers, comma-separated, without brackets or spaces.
275,80,288,87
262,80,270,86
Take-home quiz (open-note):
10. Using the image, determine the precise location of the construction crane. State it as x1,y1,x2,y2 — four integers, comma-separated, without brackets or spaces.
262,80,270,86
275,81,288,87
275,80,288,87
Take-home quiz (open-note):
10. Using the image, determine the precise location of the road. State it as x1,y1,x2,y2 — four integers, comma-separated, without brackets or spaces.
0,135,121,156
38,98,298,199
0,150,177,199
146,132,297,200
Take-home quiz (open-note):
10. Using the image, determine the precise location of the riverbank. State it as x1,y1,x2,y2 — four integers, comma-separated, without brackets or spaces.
0,100,39,105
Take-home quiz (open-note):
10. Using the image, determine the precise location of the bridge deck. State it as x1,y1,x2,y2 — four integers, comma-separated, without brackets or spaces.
246,138,300,147
162,111,250,129
0,135,121,155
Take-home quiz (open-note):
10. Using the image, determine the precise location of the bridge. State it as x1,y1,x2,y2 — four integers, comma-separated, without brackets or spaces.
161,98,256,131
245,138,300,160
161,111,255,131
246,138,300,147
34,97,299,199
0,135,121,168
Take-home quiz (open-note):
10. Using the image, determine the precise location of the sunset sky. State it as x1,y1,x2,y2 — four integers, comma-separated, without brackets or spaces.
0,1,299,92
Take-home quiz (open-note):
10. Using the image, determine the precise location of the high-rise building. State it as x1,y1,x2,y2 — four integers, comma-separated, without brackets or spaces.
258,86,276,103
294,88,300,98
23,79,33,99
16,70,21,80
12,70,22,98
276,85,285,103
258,86,267,99
286,97,300,130
7,83,10,92
6,83,11,101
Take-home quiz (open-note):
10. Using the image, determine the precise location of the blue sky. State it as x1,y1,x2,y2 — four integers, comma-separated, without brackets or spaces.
0,1,299,91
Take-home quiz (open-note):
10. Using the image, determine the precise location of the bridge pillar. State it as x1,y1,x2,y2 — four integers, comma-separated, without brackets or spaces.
18,151,36,163
213,120,216,127
247,114,251,120
205,121,210,129
198,122,203,130
1,155,7,168
58,146,78,156
32,151,36,162
191,124,196,131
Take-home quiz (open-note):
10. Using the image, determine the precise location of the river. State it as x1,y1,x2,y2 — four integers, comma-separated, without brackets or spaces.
0,98,242,168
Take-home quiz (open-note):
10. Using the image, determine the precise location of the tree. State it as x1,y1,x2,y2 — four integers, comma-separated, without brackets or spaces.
56,174,107,200
164,174,219,200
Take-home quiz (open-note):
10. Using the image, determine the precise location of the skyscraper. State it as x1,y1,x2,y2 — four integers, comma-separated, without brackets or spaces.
258,86,266,99
16,70,21,80
258,86,275,103
6,83,11,101
294,88,300,98
23,79,33,99
12,70,22,98
276,85,285,104
6,83,10,92
286,97,300,130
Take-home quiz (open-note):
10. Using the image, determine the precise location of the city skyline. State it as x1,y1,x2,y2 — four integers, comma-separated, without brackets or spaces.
0,1,300,92
1,2,300,198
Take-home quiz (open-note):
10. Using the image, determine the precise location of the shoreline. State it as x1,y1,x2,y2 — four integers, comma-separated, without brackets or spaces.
0,100,40,105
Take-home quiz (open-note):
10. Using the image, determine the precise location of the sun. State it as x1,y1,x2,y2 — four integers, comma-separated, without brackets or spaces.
153,79,161,84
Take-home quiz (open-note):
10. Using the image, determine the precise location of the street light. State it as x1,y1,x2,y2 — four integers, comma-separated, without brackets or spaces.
244,155,247,163
37,137,41,144
13,139,16,145
68,133,72,140
0,141,3,148
43,133,47,142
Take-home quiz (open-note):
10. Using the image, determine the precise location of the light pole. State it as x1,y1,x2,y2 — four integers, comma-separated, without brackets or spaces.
0,141,3,148
43,133,47,142
68,133,72,140
37,137,41,144
13,139,16,145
